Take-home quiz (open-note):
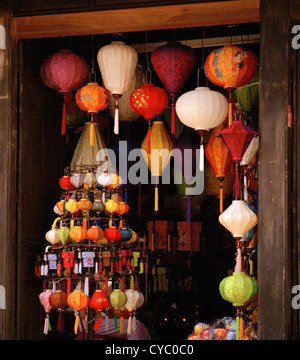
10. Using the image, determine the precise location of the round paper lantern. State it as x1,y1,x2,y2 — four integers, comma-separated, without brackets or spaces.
39,289,53,335
107,173,122,192
205,119,233,212
87,225,104,243
218,200,258,243
204,44,257,125
89,289,110,330
59,175,74,191
69,225,87,243
97,41,138,134
120,227,133,242
67,290,90,334
104,226,121,243
65,199,78,214
105,198,119,226
49,290,68,332
109,289,127,330
45,228,61,246
176,86,228,172
124,289,140,334
219,272,257,307
70,171,84,188
115,201,129,217
40,49,89,134
141,120,173,211
151,41,197,135
130,83,169,154
83,171,97,189
75,82,109,145
77,197,93,216
57,225,70,245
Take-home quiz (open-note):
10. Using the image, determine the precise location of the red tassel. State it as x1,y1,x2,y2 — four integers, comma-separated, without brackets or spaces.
171,97,175,135
61,97,66,135
134,276,139,291
147,127,151,154
235,162,240,199
122,276,125,292
93,315,101,331
57,313,62,331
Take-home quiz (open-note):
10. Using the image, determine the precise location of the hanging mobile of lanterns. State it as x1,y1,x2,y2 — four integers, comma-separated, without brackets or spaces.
75,82,109,145
130,83,169,154
175,86,228,172
49,289,68,332
39,289,53,335
97,41,138,134
141,120,173,212
67,289,90,334
89,289,111,331
205,118,233,212
204,44,257,127
40,49,89,135
151,41,197,135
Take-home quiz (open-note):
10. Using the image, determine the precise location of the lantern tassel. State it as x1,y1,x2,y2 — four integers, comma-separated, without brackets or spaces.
234,248,242,272
43,314,49,335
74,314,79,334
105,313,108,330
236,314,240,340
114,98,119,135
127,315,132,335
93,314,101,331
154,184,159,212
90,114,94,146
120,314,124,333
57,313,62,331
220,180,224,213
114,314,118,330
61,95,66,135
171,96,175,135
132,313,137,333
147,122,151,154
235,162,240,199
228,96,233,126
240,315,244,340
243,167,248,201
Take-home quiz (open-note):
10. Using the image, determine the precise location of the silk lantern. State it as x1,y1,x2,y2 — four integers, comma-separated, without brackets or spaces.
115,201,129,228
49,289,68,332
75,82,109,145
67,289,90,334
130,83,169,154
204,44,257,126
39,289,53,335
40,49,89,135
109,289,127,330
89,289,110,330
87,225,104,243
124,289,140,335
105,198,119,226
104,226,121,243
151,41,197,135
218,119,259,199
176,86,228,172
69,225,87,243
97,172,113,203
57,225,70,245
97,41,138,134
141,120,173,211
205,119,233,212
59,175,74,191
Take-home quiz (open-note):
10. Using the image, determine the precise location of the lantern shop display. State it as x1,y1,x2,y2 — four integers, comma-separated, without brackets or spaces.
151,41,197,135
175,86,228,172
97,41,138,134
39,289,53,335
89,289,110,330
130,83,169,154
40,49,89,135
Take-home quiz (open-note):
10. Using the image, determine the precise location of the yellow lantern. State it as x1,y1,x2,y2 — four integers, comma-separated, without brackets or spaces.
105,199,120,226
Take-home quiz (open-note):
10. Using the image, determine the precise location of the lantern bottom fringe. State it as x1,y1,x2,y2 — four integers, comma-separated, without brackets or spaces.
93,314,101,331
154,185,159,212
120,316,124,333
114,315,118,330
74,314,79,334
89,122,94,146
61,101,66,135
57,313,62,331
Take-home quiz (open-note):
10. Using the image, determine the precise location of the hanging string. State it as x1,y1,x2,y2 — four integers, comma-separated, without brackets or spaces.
145,30,152,84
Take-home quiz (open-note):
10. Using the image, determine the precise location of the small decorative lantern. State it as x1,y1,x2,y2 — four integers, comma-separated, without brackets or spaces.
87,225,104,243
69,225,87,243
57,225,70,245
109,289,127,330
105,198,120,226
124,289,140,335
104,226,121,243
97,41,138,134
67,289,90,334
49,289,68,332
89,289,110,330
39,289,53,335
115,201,129,228
59,175,74,191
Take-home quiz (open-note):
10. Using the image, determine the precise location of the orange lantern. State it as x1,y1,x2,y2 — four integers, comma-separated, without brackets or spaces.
205,119,233,212
77,197,93,216
69,225,87,243
67,290,90,334
87,225,104,243
89,289,111,330
115,201,129,228
204,44,257,126
76,82,109,145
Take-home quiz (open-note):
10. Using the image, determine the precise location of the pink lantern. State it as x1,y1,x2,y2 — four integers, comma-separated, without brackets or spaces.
40,50,89,135
39,289,53,335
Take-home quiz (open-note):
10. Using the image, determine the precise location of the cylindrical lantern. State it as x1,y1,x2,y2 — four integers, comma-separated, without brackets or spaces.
151,41,197,135
67,290,90,334
89,289,110,330
176,87,228,172
40,49,89,135
97,41,138,134
130,83,169,154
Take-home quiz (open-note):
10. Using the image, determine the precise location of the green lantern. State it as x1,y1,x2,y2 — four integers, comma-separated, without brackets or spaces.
219,272,257,307
109,289,127,330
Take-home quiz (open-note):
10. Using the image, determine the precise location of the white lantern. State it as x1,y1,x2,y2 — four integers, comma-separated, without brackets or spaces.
97,41,138,134
219,200,258,239
175,87,228,171
124,289,140,335
70,171,84,188
45,229,61,246
132,292,144,333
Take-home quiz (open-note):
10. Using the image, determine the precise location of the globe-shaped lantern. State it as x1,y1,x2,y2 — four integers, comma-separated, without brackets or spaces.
205,118,233,212
97,41,138,134
57,225,70,245
104,226,121,243
124,289,140,335
75,82,109,145
87,225,104,243
89,289,110,330
67,290,90,334
141,120,173,212
204,44,258,125
59,175,74,191
49,289,68,332
39,289,53,335
69,225,87,243
151,41,197,135
115,201,129,228
130,83,169,154
219,272,257,307
97,172,113,203
176,86,228,172
109,289,127,330
105,198,120,226
40,49,89,135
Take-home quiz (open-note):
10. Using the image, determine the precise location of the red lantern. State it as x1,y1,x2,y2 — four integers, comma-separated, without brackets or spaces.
104,226,121,243
89,289,111,330
59,175,74,191
205,119,233,212
129,83,169,153
40,49,89,135
218,118,259,199
151,41,197,135
75,82,110,145
49,290,68,332
204,44,257,126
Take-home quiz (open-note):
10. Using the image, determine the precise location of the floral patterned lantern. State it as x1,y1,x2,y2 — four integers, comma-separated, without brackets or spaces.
151,41,197,135
176,86,228,172
89,289,110,330
204,44,257,125
97,41,138,134
39,289,53,335
40,49,89,135
49,289,68,332
130,83,169,154
67,289,90,334
75,82,109,145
